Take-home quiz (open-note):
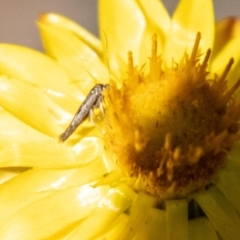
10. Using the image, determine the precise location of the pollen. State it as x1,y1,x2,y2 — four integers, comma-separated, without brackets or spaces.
103,33,240,200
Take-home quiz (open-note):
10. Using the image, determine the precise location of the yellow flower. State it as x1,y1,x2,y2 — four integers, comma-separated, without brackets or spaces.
0,0,240,239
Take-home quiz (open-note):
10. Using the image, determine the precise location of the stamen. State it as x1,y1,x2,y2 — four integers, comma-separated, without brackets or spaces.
151,34,157,62
211,58,234,106
199,49,211,76
150,34,159,81
218,58,234,84
128,51,134,77
189,32,201,63
223,78,240,104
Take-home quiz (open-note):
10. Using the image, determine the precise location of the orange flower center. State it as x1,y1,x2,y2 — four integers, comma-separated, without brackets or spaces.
103,33,240,199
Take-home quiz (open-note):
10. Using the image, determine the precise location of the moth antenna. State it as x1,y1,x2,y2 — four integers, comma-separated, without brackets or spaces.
102,31,112,82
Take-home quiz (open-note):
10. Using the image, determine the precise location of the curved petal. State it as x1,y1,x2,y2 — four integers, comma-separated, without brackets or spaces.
0,185,109,240
0,166,110,227
0,44,81,99
43,88,84,113
99,0,146,76
0,76,71,137
166,199,188,239
0,169,61,226
217,159,240,214
136,0,171,65
163,0,214,66
188,217,218,240
121,192,157,239
0,109,50,147
136,0,170,37
38,22,109,95
212,17,240,59
210,36,240,89
0,168,29,185
0,139,106,168
40,13,102,57
193,186,240,240
93,214,128,239
68,185,132,239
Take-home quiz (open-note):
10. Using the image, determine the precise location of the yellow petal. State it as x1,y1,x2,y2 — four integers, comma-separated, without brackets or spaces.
121,192,156,239
68,184,133,239
0,76,71,137
0,167,28,185
40,13,102,56
99,0,146,75
94,170,124,186
0,137,105,168
43,88,85,113
212,17,240,59
216,155,240,214
0,185,109,240
94,214,128,240
0,44,81,99
166,199,188,240
0,169,55,226
134,208,166,239
38,21,109,95
35,157,111,191
163,0,214,66
136,0,170,64
193,186,240,240
0,164,110,226
188,217,218,240
210,36,240,89
136,0,170,37
0,108,49,147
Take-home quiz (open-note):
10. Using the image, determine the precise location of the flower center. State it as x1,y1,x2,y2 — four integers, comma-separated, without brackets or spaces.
103,33,240,199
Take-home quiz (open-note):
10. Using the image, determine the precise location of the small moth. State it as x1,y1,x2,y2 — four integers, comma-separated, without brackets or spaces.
59,83,109,141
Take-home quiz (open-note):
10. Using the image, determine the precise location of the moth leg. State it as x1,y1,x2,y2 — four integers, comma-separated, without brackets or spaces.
99,101,105,116
89,108,94,124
